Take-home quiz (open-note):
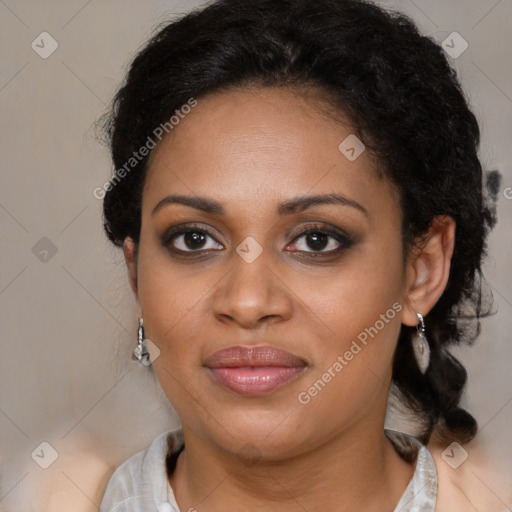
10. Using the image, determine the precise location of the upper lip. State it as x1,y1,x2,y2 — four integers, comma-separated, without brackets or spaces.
204,345,307,368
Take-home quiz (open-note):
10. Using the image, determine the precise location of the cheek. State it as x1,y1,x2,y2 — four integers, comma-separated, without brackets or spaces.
135,241,210,359
308,238,404,332
300,236,405,386
136,258,211,416
306,285,403,384
294,267,404,435
138,270,211,353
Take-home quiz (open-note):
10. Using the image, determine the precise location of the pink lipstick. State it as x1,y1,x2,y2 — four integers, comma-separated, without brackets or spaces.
204,345,307,396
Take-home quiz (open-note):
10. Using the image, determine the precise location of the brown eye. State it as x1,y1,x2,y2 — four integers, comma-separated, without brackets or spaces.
287,225,353,256
302,232,330,251
181,231,208,250
162,225,223,253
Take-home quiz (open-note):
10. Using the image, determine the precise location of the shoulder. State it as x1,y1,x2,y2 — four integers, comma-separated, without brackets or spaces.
427,434,512,512
100,428,183,512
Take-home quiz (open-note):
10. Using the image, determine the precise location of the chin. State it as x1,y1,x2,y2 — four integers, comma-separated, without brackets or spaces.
198,407,315,459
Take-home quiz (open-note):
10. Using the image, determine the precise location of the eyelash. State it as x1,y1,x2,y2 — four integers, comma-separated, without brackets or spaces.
161,223,354,259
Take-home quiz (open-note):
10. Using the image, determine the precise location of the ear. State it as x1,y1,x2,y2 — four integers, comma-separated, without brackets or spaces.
123,237,141,314
402,215,456,327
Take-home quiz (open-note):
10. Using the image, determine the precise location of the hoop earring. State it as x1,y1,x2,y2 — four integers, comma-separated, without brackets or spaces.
412,312,430,374
132,317,150,365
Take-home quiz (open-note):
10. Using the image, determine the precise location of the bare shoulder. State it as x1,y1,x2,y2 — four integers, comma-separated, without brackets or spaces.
428,433,512,512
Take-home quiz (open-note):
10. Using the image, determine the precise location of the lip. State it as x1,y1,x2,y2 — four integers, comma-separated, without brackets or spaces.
204,345,307,396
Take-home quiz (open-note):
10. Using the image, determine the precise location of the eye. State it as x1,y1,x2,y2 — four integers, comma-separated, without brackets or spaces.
287,225,353,256
162,224,223,253
161,222,353,258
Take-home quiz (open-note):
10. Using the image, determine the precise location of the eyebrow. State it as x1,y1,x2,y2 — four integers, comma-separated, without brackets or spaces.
151,193,369,217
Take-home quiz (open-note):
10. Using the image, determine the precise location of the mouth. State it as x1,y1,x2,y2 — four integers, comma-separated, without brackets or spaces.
204,345,307,396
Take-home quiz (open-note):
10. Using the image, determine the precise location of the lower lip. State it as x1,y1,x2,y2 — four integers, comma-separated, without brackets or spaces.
208,366,305,396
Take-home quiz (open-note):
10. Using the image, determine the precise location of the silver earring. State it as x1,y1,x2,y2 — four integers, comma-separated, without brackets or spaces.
132,318,150,365
412,313,430,374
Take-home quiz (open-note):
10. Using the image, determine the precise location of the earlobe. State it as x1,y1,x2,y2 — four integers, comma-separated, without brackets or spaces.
402,216,456,326
123,237,139,298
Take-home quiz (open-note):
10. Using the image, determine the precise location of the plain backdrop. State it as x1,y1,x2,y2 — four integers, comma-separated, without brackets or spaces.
1,0,511,509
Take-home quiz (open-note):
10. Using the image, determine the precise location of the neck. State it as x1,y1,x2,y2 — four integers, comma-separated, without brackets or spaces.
169,423,415,512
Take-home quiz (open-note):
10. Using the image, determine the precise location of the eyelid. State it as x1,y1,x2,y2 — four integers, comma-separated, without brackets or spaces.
288,222,352,241
161,223,223,248
161,221,354,257
286,224,354,252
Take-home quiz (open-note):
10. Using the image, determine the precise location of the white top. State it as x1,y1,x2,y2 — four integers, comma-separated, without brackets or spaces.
100,428,437,512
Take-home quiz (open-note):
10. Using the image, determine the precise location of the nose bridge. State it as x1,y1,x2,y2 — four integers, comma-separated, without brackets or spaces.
213,242,292,327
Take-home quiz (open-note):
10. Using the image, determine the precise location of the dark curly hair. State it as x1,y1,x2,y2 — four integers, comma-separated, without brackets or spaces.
98,0,499,446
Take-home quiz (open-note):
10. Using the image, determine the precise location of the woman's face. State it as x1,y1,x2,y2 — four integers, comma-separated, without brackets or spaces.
133,86,411,459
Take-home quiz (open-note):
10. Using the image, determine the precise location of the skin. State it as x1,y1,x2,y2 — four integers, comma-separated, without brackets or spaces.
123,86,455,512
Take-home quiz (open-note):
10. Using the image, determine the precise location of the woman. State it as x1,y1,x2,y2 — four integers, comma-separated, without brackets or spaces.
98,0,510,510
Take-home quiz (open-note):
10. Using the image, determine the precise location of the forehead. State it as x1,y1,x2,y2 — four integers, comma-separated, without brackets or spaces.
143,87,399,222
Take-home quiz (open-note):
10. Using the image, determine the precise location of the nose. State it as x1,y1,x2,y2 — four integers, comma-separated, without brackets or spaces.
212,249,293,329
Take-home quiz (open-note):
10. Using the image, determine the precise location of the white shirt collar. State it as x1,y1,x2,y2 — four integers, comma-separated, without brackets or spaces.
100,427,437,512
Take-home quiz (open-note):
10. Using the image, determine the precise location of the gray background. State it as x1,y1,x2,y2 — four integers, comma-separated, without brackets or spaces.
1,0,511,509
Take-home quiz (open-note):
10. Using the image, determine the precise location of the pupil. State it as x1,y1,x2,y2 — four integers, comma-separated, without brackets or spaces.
185,232,206,249
307,232,328,251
